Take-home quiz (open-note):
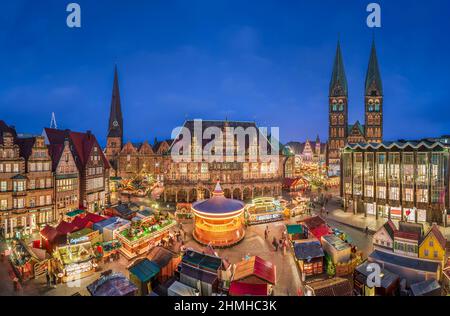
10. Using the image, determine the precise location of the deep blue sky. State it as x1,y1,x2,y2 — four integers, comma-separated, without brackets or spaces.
1,0,450,146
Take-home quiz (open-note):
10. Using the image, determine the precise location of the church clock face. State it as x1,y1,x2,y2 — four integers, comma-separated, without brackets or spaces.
113,120,119,127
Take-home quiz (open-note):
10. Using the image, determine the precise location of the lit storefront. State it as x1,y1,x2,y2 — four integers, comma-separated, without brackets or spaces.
192,182,245,247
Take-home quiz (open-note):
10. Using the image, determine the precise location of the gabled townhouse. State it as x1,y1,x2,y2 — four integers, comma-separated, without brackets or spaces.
48,137,80,221
44,128,110,213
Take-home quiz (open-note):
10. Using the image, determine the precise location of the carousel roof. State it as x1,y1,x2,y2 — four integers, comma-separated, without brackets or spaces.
192,182,244,215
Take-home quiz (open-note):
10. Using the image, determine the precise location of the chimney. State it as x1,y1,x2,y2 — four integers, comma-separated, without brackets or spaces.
86,130,92,139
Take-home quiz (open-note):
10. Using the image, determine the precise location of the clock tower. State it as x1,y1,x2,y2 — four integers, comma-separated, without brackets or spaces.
105,65,124,174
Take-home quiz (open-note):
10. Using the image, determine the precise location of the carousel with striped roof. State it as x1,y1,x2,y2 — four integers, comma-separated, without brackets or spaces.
192,182,246,247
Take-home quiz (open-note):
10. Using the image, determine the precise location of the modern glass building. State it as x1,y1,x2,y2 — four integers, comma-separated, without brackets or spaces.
341,137,450,225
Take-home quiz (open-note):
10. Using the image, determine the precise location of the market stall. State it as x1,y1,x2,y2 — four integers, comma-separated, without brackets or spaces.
9,240,50,281
94,240,122,263
175,203,193,220
293,240,325,279
53,241,96,283
245,197,288,225
229,256,276,296
116,216,177,259
128,258,160,296
93,216,131,242
68,228,102,245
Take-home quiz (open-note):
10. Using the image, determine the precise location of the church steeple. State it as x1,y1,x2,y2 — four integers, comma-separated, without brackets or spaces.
108,65,123,143
329,41,348,97
364,40,383,144
365,40,383,97
327,41,349,174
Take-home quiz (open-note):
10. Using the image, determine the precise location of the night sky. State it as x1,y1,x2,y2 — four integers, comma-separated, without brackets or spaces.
1,0,450,146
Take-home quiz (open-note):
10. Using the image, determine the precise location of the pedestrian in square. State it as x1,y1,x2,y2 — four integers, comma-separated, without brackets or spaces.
45,271,50,287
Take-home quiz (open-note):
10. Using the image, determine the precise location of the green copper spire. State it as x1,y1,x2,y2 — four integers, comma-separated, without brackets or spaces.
365,40,383,96
329,41,348,97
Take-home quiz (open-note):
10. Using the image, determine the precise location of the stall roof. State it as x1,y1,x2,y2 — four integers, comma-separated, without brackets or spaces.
68,228,94,240
137,209,155,218
232,256,276,285
229,281,268,296
180,264,218,285
84,213,107,224
66,209,85,218
410,279,441,296
294,241,325,261
114,203,140,217
286,225,303,235
305,278,353,296
87,272,138,296
93,217,119,231
322,235,351,252
355,261,399,289
299,216,327,230
129,259,160,283
168,281,199,296
369,250,440,273
147,246,176,269
182,249,222,272
41,225,59,241
56,221,78,235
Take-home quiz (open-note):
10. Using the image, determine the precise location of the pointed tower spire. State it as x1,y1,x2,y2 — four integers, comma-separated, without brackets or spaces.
329,41,348,97
365,39,383,96
108,65,124,142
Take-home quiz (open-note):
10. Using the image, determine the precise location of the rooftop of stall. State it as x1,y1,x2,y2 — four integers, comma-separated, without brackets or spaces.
182,249,223,273
93,217,119,233
87,272,138,296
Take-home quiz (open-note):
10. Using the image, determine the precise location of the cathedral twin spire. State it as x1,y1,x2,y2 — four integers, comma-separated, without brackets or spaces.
329,39,383,98
365,40,383,97
329,41,348,98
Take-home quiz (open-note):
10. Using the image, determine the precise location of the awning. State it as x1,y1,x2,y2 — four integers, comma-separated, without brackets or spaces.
229,281,268,296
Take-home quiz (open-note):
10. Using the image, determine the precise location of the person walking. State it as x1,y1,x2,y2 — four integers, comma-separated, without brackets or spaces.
45,271,50,287
272,237,278,251
264,226,269,240
365,226,369,236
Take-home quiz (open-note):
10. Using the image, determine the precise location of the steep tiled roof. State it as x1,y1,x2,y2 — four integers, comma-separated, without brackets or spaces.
138,141,154,154
420,224,447,250
47,143,64,171
382,219,397,240
0,120,17,144
120,141,138,154
16,137,36,160
394,231,420,241
44,128,110,170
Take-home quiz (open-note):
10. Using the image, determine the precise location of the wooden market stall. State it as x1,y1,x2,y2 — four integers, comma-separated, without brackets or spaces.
52,241,96,283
